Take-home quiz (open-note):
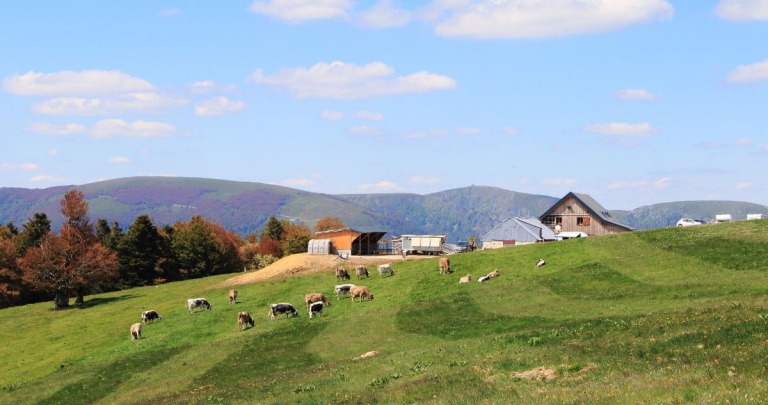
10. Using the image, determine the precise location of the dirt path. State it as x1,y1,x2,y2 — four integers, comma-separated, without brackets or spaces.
218,253,431,287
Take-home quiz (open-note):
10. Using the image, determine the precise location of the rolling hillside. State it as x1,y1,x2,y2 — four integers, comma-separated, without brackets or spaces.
2,220,768,403
1,176,767,239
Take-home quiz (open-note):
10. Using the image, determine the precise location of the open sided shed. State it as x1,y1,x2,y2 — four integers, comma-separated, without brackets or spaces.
313,228,388,256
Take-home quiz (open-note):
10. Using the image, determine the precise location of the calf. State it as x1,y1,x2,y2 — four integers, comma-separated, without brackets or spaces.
308,301,325,318
355,265,369,279
536,259,546,268
334,284,356,300
187,298,212,313
305,293,331,309
237,311,254,330
377,264,394,277
459,274,472,283
477,275,491,283
229,289,238,304
336,268,351,281
141,310,163,324
487,269,500,278
350,286,374,303
269,303,299,320
439,257,451,274
130,322,142,340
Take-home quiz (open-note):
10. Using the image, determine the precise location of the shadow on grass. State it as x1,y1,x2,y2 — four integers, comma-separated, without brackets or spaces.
38,346,185,405
76,294,139,309
635,231,768,271
396,290,545,340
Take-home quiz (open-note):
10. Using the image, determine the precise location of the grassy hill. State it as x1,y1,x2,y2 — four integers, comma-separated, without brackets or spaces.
3,220,768,403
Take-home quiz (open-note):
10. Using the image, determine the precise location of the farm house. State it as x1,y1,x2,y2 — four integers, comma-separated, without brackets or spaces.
539,192,633,236
481,217,557,249
312,228,388,257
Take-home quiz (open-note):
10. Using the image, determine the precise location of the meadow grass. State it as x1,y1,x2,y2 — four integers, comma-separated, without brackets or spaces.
2,220,768,404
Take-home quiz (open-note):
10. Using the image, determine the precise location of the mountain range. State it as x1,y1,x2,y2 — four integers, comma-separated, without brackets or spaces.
1,176,766,242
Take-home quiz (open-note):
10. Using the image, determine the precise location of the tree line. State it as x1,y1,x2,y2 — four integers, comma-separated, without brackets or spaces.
0,189,347,309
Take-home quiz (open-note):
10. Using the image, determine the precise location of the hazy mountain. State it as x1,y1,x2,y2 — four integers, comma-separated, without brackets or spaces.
1,177,766,240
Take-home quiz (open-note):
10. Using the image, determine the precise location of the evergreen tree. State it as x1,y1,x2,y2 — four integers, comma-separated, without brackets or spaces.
261,217,284,242
14,213,51,256
171,215,241,279
116,215,164,286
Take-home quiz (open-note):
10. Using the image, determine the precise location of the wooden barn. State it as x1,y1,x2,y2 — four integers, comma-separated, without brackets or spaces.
312,228,388,257
539,192,633,236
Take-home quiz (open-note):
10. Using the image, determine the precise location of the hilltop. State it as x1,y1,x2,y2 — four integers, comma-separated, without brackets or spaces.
2,220,768,403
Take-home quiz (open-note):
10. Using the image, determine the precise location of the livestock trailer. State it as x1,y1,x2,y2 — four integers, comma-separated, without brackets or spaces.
397,234,447,255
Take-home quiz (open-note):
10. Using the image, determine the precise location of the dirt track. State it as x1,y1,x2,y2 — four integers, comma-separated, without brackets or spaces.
218,253,430,287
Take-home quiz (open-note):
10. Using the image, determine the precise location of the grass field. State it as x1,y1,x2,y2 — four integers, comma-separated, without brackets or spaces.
3,220,768,404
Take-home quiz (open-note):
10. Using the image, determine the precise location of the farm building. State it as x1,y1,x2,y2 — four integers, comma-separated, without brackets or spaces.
393,234,447,255
539,192,633,236
312,228,388,257
481,217,557,249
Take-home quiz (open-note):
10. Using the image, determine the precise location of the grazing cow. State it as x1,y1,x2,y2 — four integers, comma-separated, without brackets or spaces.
350,286,374,303
308,301,325,318
336,268,351,281
237,311,254,330
355,265,369,279
536,259,546,268
269,303,299,320
229,289,238,305
439,257,451,274
334,284,356,300
459,274,472,283
305,293,332,309
477,275,491,283
130,322,142,340
487,269,500,278
187,298,212,313
377,264,394,277
141,310,163,324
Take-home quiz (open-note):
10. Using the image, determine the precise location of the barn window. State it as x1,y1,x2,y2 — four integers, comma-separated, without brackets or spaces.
577,217,590,226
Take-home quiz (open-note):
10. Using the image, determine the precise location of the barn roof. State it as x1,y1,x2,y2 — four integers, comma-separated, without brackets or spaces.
539,192,634,231
481,217,557,242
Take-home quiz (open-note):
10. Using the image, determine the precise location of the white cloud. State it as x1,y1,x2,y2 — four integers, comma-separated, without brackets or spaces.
409,176,440,185
715,0,768,21
281,177,316,187
654,177,672,188
249,61,456,99
3,70,154,96
348,126,383,137
358,180,402,191
359,0,413,28
615,88,656,100
432,0,673,39
726,59,768,83
402,128,448,139
90,119,177,139
30,175,56,183
0,163,38,172
194,97,246,116
48,150,59,157
586,122,657,136
542,178,577,186
250,0,351,22
32,92,187,116
27,122,86,135
735,182,752,190
734,137,753,146
321,110,344,120
352,110,384,121
456,127,481,136
505,127,519,136
189,80,236,94
109,157,131,164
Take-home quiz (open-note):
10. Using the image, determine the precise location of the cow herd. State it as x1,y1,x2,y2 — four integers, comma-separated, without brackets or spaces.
129,258,544,340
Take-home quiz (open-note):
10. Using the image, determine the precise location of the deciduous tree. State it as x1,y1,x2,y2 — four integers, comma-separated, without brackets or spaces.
314,216,346,233
0,238,23,308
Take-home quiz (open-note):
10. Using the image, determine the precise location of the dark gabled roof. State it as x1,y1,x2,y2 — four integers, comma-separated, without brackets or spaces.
539,191,634,231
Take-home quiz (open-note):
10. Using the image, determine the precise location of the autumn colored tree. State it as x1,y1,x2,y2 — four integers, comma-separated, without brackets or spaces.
314,216,346,233
282,222,311,255
0,238,23,308
20,190,118,308
256,235,283,258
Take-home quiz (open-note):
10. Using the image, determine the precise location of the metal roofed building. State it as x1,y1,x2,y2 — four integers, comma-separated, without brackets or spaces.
481,217,557,249
312,228,388,256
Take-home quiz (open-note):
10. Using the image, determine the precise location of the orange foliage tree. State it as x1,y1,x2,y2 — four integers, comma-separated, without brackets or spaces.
314,216,346,233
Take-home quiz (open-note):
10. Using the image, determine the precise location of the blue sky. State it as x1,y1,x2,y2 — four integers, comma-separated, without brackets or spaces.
1,1,767,210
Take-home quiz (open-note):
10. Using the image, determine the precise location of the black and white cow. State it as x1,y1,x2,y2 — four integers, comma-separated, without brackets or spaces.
141,310,163,324
536,259,546,268
269,303,299,320
187,298,212,313
477,275,491,283
334,284,356,300
308,301,324,318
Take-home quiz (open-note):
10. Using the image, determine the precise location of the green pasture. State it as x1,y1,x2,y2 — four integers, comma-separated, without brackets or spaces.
3,220,768,404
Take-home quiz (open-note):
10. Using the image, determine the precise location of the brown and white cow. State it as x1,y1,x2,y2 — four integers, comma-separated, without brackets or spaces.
439,257,451,274
304,293,331,309
487,268,500,278
336,268,351,281
237,311,254,330
459,274,472,283
350,286,374,303
355,265,369,279
130,322,142,340
229,289,238,305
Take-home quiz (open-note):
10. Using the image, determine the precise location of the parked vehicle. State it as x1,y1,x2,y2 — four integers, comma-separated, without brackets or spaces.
676,218,704,227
